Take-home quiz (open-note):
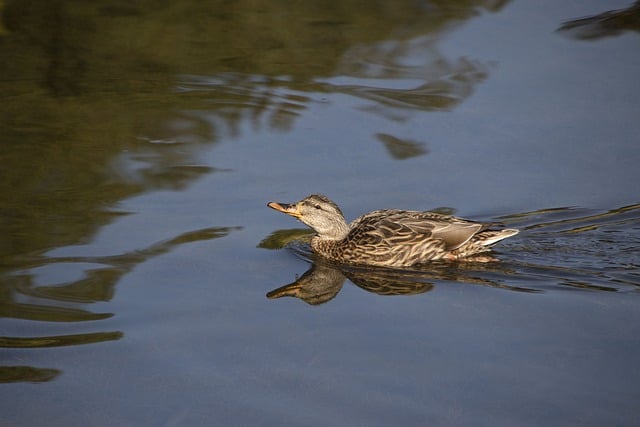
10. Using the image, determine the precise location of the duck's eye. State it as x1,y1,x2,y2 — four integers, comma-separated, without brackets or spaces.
314,204,322,210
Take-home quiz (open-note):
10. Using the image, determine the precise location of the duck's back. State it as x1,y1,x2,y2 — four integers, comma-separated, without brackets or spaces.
315,209,486,266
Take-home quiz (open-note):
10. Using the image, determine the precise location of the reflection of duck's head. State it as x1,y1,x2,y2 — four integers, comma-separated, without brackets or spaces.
268,194,350,240
266,263,345,305
266,262,434,306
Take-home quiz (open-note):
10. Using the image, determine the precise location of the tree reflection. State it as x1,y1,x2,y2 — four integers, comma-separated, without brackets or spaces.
0,0,507,263
0,226,237,383
557,1,640,40
1,226,237,322
0,0,510,380
0,366,61,384
375,133,429,160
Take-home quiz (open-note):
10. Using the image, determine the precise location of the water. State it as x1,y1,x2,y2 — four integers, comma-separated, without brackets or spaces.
1,1,639,426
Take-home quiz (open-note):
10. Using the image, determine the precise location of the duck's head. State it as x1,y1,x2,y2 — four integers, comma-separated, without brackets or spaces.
267,194,350,240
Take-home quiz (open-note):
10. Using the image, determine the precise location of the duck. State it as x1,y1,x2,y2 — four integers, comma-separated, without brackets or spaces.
267,194,519,267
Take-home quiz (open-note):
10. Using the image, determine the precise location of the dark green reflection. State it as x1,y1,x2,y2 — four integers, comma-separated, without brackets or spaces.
1,0,504,266
1,227,238,322
0,331,122,348
257,228,313,250
0,0,507,360
375,133,429,160
0,366,61,383
557,1,640,40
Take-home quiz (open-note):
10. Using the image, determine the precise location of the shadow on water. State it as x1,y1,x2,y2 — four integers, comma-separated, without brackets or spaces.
260,203,640,305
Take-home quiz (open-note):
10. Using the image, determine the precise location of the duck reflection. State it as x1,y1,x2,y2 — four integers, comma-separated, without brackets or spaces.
262,228,540,305
267,262,433,305
266,258,543,305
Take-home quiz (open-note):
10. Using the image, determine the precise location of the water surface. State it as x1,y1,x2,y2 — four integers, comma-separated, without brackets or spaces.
1,1,639,426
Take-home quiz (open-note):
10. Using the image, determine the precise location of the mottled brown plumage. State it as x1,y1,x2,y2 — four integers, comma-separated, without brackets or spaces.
267,194,519,267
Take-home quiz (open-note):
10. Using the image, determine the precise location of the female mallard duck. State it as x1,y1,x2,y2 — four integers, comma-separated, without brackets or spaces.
267,194,518,267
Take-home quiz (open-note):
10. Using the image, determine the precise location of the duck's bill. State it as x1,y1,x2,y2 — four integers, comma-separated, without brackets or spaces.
267,201,302,218
266,282,302,299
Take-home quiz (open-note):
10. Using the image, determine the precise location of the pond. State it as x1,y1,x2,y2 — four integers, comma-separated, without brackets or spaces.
1,1,639,426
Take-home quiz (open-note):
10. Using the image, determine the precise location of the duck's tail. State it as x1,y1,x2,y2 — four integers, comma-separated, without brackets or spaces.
476,228,519,247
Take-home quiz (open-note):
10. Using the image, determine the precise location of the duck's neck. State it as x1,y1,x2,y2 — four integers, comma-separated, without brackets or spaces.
316,220,350,241
310,221,349,260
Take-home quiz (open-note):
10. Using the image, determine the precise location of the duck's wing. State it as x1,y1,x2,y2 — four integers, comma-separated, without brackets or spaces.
349,210,483,251
429,221,484,250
